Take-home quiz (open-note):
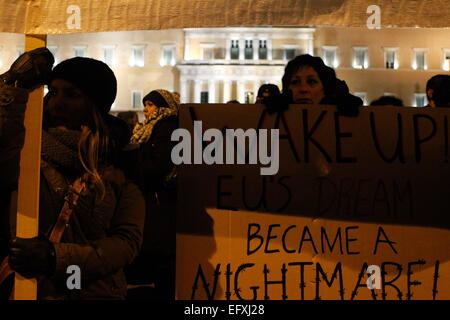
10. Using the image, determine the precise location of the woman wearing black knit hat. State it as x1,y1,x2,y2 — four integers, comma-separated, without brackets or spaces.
125,89,179,300
0,50,145,300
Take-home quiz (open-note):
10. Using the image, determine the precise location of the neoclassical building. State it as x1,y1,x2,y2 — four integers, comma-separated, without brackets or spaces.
0,26,449,115
178,27,315,104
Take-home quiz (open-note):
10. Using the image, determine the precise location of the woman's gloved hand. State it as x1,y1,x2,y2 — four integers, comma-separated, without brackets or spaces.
0,47,54,90
9,237,56,278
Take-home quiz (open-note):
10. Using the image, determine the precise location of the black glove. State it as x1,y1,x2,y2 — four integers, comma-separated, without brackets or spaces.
0,47,54,90
261,90,292,114
8,237,56,279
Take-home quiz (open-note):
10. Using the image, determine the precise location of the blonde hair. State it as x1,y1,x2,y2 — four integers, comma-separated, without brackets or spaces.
43,88,112,202
77,102,110,202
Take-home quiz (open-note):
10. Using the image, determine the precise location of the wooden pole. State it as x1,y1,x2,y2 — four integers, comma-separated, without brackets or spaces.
12,34,47,300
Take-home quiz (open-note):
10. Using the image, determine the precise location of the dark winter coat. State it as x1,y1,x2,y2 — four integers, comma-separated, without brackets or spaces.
0,84,145,300
135,116,178,255
124,112,178,297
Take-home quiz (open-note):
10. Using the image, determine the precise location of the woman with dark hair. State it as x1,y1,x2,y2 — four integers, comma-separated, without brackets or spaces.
280,54,361,115
125,89,179,300
426,74,450,108
0,50,145,300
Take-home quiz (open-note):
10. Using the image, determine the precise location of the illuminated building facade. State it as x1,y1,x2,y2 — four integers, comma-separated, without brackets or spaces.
0,26,449,115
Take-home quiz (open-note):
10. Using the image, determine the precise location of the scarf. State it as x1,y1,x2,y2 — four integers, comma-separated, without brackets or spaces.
41,128,84,176
130,107,177,145
130,89,179,145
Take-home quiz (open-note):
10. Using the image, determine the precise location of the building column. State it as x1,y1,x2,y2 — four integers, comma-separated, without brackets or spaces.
239,38,245,60
194,80,201,103
184,36,190,60
253,39,258,60
180,78,189,103
253,81,259,101
308,36,314,55
225,38,231,60
208,80,216,103
223,80,231,103
267,39,273,60
237,80,245,103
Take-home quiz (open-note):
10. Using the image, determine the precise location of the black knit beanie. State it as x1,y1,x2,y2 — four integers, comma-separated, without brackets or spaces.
257,84,280,98
50,57,117,114
142,90,170,109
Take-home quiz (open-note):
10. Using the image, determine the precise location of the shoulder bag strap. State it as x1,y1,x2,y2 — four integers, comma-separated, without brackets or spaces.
0,177,85,293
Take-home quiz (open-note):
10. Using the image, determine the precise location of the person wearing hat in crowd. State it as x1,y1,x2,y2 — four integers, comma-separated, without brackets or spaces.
0,48,145,300
425,74,450,108
255,83,280,104
125,89,179,300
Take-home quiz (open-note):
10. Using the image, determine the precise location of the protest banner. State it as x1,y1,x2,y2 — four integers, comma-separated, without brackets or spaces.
1,0,447,302
175,104,450,300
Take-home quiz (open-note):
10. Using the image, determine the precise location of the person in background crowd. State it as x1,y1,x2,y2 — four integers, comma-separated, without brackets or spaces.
0,49,145,300
370,95,404,106
280,54,362,116
117,111,139,131
125,89,179,300
426,74,450,108
255,84,280,104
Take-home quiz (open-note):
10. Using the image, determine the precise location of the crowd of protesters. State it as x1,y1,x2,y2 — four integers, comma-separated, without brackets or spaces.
0,47,448,300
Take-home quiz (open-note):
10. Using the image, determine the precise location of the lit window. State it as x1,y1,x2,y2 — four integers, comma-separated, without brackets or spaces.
161,44,176,66
413,49,427,70
258,40,267,60
230,40,239,60
73,46,87,58
384,48,398,69
132,91,142,108
442,49,450,71
47,46,58,65
245,40,253,60
103,46,115,66
131,45,145,67
201,43,215,60
322,46,338,68
353,47,368,69
284,46,297,60
200,91,209,103
414,93,427,107
203,48,214,60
